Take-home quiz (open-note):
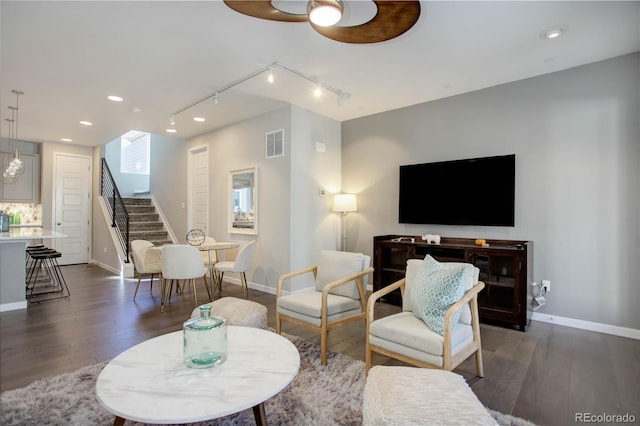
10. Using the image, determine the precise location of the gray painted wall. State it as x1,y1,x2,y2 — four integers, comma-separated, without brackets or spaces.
342,53,640,329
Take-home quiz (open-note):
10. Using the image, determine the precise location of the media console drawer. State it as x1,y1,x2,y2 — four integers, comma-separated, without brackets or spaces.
373,235,533,331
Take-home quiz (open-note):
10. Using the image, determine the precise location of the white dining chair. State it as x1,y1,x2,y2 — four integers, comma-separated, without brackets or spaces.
213,240,256,298
161,244,211,312
131,240,163,301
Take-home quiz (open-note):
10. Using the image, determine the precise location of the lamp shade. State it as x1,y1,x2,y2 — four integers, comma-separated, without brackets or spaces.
333,193,357,213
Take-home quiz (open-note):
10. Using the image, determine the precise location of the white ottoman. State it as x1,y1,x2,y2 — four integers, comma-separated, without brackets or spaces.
190,297,268,329
363,366,496,426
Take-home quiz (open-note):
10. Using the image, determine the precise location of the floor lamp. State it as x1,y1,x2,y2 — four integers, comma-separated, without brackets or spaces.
333,194,357,251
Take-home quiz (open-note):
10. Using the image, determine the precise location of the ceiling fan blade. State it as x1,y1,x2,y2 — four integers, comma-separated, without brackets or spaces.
311,1,421,44
224,0,309,22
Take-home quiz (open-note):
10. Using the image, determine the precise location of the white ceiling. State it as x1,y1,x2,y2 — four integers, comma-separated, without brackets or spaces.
1,1,638,147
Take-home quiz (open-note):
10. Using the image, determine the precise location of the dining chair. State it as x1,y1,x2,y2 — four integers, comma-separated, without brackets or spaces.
131,240,163,301
213,240,256,298
161,244,211,312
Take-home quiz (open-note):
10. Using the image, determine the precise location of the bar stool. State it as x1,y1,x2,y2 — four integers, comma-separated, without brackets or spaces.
26,249,70,302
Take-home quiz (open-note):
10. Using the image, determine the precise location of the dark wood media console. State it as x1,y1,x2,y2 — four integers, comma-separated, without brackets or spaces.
373,235,533,331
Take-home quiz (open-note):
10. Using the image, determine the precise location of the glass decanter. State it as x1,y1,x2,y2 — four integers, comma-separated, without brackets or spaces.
183,305,227,368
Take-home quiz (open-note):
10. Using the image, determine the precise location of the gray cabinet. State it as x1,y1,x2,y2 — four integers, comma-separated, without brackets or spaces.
0,153,41,203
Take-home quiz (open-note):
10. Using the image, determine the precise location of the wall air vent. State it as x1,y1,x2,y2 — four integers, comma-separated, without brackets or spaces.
266,129,284,159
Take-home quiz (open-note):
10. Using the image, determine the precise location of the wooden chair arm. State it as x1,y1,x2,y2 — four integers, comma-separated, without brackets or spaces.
321,266,374,317
366,278,406,323
321,267,374,294
276,265,318,297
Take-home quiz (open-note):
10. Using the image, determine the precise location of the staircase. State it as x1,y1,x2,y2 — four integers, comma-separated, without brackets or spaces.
123,198,172,246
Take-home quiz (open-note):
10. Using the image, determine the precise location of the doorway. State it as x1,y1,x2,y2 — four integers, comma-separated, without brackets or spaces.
188,146,209,233
52,153,91,265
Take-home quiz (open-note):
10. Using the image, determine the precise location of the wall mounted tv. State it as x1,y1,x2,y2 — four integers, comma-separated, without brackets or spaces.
399,154,515,226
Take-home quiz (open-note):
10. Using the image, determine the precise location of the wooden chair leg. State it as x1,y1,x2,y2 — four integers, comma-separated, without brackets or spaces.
320,327,327,366
241,272,248,298
475,349,484,378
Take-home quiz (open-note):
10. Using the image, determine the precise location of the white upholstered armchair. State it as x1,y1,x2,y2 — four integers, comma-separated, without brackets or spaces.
276,250,374,365
366,257,485,377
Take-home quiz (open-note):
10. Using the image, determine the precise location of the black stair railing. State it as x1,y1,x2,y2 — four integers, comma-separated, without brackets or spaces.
100,158,130,263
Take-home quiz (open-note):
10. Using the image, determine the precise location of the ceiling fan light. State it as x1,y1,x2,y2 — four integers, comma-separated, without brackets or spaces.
308,0,343,27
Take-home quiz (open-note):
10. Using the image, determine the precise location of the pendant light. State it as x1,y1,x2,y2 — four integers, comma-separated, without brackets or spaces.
2,90,25,184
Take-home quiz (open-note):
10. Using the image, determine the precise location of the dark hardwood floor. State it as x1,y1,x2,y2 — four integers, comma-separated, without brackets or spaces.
1,264,639,425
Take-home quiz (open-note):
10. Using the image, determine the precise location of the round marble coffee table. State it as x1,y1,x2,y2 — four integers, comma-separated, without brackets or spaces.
96,326,300,425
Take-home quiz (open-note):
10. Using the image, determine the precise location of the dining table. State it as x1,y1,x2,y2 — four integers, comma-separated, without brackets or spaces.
0,227,67,311
146,241,239,300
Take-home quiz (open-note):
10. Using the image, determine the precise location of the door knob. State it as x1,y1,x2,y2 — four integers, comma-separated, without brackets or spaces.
57,222,61,225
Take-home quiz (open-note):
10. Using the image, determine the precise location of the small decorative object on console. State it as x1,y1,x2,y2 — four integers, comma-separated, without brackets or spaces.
186,229,206,246
474,239,486,246
421,234,441,244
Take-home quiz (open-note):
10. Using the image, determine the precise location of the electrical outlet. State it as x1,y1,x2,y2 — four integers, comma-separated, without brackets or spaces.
542,279,551,293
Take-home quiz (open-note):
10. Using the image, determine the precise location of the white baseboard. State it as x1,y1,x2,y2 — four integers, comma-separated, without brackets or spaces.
0,300,28,312
531,312,640,340
90,259,122,276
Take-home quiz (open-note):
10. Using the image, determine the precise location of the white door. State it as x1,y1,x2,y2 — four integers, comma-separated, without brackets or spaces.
52,153,91,265
189,146,209,233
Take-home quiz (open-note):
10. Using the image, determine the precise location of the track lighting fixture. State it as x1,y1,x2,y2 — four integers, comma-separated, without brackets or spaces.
169,115,176,126
169,61,350,126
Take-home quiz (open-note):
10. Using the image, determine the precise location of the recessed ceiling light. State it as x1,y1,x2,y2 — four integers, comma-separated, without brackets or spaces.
107,95,123,102
544,27,564,39
193,117,206,122
61,138,72,142
80,120,93,126
166,128,177,133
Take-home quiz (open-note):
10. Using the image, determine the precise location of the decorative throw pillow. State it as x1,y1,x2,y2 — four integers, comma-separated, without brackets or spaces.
411,255,467,335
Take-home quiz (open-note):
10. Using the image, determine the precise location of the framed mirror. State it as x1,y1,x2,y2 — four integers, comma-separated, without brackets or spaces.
228,167,258,235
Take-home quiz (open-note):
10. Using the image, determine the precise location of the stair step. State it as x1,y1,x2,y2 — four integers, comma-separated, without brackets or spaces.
129,230,169,240
121,198,152,206
129,213,159,222
126,205,156,214
130,222,164,231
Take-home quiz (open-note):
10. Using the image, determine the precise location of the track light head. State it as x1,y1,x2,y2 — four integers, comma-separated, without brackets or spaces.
169,115,176,126
213,93,219,105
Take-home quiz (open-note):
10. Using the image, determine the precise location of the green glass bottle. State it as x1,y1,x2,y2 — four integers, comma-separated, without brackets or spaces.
183,305,227,368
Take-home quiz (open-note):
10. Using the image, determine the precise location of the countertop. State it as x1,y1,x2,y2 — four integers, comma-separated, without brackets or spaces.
0,227,66,241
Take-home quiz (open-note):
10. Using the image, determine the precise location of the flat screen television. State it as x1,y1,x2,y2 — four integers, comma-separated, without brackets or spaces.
399,154,515,226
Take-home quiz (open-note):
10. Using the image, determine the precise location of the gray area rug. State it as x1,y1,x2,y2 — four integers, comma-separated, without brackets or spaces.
1,332,535,426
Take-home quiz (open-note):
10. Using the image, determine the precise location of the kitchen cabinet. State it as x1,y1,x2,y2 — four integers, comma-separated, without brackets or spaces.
0,153,40,203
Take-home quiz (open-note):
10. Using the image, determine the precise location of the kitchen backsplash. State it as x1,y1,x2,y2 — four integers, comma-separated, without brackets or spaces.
0,202,42,226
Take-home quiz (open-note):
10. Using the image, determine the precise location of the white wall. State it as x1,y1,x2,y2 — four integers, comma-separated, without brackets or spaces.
341,53,640,330
187,105,342,293
288,106,342,291
104,137,149,196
